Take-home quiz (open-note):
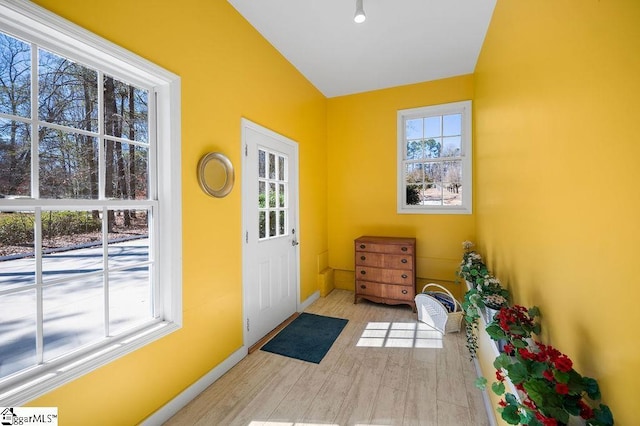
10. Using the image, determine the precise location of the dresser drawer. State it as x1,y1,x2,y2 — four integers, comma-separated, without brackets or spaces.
382,284,414,301
356,266,414,285
355,280,384,297
355,252,413,270
355,242,414,255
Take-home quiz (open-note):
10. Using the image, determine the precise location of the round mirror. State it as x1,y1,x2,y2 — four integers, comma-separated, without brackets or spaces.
198,152,234,198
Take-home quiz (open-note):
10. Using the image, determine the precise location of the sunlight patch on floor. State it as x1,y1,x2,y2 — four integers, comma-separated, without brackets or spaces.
356,321,443,348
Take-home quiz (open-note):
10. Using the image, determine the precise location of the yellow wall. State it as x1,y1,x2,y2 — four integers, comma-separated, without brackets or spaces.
326,76,475,299
28,1,327,424
474,0,640,423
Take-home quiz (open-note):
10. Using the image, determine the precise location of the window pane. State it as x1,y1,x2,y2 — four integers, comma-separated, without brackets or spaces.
406,140,423,160
39,128,98,199
0,119,31,197
0,289,36,378
259,211,266,239
269,211,276,237
0,212,35,290
105,140,148,200
423,163,443,205
279,210,285,236
39,49,98,132
109,266,151,335
269,182,276,208
424,138,442,158
278,183,285,208
43,274,104,361
258,181,266,208
258,150,265,178
41,210,102,283
424,116,441,138
405,118,423,140
0,33,31,118
406,184,422,205
442,136,461,157
107,209,148,269
268,153,275,179
443,161,462,206
278,156,285,181
443,114,462,136
103,76,148,143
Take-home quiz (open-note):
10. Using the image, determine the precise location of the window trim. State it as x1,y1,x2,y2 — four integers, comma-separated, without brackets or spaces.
397,100,472,214
0,1,182,405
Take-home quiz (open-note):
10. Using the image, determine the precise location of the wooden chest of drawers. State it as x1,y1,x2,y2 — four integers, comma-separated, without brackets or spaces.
354,236,416,310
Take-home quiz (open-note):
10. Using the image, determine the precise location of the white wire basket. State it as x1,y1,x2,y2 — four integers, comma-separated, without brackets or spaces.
415,283,463,334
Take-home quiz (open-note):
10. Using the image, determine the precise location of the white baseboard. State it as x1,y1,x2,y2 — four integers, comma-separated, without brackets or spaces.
300,290,320,311
140,346,247,426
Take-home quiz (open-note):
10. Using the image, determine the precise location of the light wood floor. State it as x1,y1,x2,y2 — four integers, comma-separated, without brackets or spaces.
164,289,490,426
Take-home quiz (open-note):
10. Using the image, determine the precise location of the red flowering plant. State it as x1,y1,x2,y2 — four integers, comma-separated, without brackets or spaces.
486,305,541,350
490,341,614,425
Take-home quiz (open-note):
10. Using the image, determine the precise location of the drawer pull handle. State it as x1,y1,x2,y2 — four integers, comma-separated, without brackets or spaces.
360,270,366,275
360,244,366,249
361,256,366,261
401,274,408,279
402,289,408,294
360,284,366,289
401,247,408,252
401,258,407,263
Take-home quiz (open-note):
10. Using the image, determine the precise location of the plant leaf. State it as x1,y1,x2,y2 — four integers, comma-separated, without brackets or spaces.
528,306,540,317
494,353,512,370
492,381,505,395
501,405,521,425
506,361,528,384
553,369,570,384
486,324,507,340
593,404,614,425
475,376,487,390
583,377,601,400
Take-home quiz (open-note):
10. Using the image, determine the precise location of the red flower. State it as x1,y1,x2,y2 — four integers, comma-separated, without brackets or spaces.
503,343,514,354
498,399,507,407
555,383,569,394
518,348,536,360
543,418,558,426
543,369,554,381
579,400,595,419
553,355,573,372
496,370,505,382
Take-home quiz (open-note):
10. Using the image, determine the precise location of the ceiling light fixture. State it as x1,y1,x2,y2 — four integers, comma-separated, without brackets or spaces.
354,0,366,23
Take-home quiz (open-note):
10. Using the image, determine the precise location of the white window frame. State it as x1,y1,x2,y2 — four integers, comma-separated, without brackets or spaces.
397,100,472,214
0,1,181,405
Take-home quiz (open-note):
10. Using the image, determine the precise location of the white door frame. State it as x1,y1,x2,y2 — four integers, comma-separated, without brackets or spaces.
240,118,301,348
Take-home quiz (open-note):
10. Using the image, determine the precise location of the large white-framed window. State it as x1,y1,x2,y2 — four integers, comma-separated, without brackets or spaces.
0,2,181,405
397,100,472,214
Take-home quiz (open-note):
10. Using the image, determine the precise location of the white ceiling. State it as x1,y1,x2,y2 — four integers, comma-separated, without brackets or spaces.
227,0,497,98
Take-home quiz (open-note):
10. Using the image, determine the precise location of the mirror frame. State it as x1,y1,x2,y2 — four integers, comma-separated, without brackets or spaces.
197,152,235,198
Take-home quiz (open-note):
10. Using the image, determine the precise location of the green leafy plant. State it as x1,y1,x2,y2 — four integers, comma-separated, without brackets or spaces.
491,341,614,426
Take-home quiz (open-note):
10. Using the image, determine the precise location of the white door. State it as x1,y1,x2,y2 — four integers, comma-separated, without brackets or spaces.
241,119,299,348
